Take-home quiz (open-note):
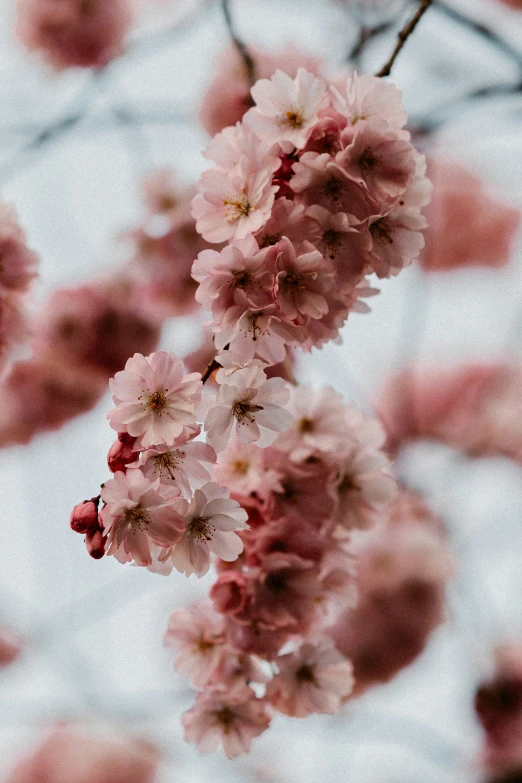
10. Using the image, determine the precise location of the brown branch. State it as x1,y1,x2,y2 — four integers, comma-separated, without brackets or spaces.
221,0,256,86
376,0,433,78
201,356,220,384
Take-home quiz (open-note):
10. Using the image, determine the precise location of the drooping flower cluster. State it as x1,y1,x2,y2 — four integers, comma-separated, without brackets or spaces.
4,724,158,783
164,386,398,757
377,363,522,464
15,0,133,70
191,68,430,365
475,644,522,782
0,204,39,376
420,157,520,272
328,489,453,695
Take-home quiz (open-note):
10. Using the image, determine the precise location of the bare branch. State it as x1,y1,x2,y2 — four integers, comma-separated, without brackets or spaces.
376,0,432,78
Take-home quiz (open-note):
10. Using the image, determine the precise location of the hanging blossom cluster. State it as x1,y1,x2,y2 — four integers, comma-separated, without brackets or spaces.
164,384,400,757
0,203,39,376
191,68,430,364
377,363,522,464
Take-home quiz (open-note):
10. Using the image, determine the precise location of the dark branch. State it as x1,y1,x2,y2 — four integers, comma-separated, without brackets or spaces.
376,0,433,78
221,0,256,86
201,357,220,384
348,22,392,64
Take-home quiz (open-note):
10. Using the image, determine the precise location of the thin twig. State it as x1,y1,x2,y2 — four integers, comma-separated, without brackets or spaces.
376,0,433,78
221,0,256,86
348,22,391,64
201,356,220,384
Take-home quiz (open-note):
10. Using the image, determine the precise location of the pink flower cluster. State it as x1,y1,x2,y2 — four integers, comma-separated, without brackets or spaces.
164,385,397,757
5,725,158,783
0,204,39,376
420,158,520,272
329,489,452,694
192,68,430,365
377,363,522,464
476,644,522,781
123,169,213,319
15,0,133,70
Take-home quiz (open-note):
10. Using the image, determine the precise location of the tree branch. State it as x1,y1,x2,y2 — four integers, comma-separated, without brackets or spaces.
221,0,256,86
376,0,433,78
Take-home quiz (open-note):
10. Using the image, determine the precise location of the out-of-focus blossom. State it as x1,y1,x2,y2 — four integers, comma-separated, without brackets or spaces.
107,351,202,449
183,687,271,758
420,158,520,272
267,640,354,717
165,603,226,688
15,0,132,70
4,724,158,783
0,625,22,667
0,204,39,292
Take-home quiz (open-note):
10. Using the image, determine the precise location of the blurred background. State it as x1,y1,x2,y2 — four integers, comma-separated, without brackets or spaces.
0,0,521,780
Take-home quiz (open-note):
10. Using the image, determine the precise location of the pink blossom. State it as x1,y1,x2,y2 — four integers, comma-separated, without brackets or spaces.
136,441,216,498
420,157,520,272
331,71,407,131
245,68,327,149
212,439,268,495
70,498,99,534
164,482,248,577
204,365,292,453
141,168,180,216
164,602,226,688
336,120,416,202
100,469,186,566
255,198,322,251
291,153,373,220
306,205,370,286
192,236,275,327
4,725,158,783
214,306,295,365
107,351,202,449
199,44,324,136
267,640,354,717
192,159,279,244
15,0,132,70
0,204,39,292
368,207,426,277
0,291,29,372
0,625,22,667
183,687,271,758
272,238,334,324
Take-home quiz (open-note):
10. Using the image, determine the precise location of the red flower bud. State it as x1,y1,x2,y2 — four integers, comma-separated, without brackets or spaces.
107,436,138,473
85,528,106,559
70,499,99,534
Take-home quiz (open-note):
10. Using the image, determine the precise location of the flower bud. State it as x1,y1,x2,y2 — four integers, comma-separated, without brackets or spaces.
85,528,106,559
70,499,99,534
107,433,138,473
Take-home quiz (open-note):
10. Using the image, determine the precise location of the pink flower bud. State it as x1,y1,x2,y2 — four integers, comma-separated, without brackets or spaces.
211,571,248,615
107,434,138,473
70,499,99,534
86,528,105,559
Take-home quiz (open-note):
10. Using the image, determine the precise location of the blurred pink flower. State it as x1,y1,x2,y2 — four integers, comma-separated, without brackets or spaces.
0,204,39,293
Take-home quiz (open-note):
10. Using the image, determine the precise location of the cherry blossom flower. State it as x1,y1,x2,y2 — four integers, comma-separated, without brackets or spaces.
368,207,427,277
192,160,279,244
4,725,158,783
0,204,39,292
291,152,373,220
183,687,271,758
272,238,335,324
204,365,292,453
331,71,407,131
136,441,216,498
214,305,296,365
164,482,248,577
15,0,132,71
306,205,370,286
212,439,268,495
255,198,322,250
164,603,226,688
245,68,327,149
100,469,186,566
267,640,354,717
107,351,202,449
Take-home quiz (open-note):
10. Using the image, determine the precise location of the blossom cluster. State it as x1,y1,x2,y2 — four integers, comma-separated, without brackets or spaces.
15,0,133,70
377,363,522,464
0,203,39,377
4,724,158,783
164,384,403,757
191,68,430,366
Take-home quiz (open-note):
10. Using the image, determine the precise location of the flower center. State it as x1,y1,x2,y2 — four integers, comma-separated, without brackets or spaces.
125,507,151,531
322,229,343,258
214,706,235,733
339,472,359,495
282,271,307,292
231,269,251,289
323,176,343,199
190,517,215,542
358,147,379,172
233,400,262,424
296,663,317,685
232,458,250,475
299,417,315,433
144,390,169,414
223,191,252,222
281,109,304,129
370,220,393,245
153,450,185,479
